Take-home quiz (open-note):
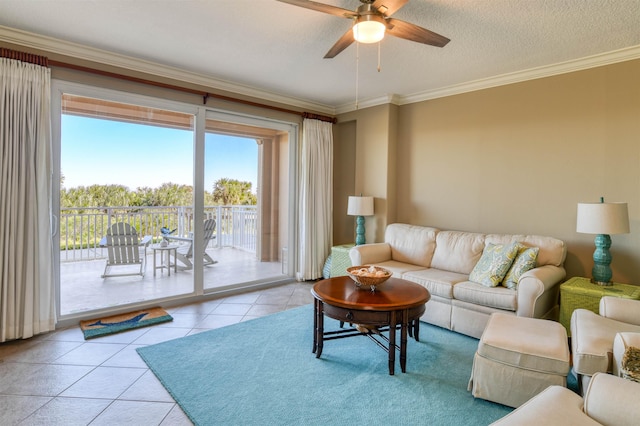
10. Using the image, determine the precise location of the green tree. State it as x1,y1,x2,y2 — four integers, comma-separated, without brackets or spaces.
212,178,257,205
60,180,253,208
61,184,131,208
132,183,193,207
204,190,217,206
91,184,131,206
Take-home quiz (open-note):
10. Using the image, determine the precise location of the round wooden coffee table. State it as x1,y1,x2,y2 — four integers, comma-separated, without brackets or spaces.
312,276,430,375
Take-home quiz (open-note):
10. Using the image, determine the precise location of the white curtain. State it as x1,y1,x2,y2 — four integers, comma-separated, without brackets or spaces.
297,118,333,280
0,57,55,341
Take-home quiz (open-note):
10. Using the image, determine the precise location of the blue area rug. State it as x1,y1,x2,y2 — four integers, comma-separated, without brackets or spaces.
137,305,512,425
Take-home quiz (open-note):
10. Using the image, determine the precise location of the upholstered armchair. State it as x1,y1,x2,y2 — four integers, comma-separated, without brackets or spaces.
491,372,640,426
571,296,640,393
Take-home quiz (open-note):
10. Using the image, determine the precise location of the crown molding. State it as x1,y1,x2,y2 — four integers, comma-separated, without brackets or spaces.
335,93,401,115
2,25,639,117
335,44,640,113
399,45,640,106
0,25,336,115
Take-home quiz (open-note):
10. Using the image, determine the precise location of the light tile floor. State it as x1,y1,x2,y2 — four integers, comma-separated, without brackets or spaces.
0,281,315,425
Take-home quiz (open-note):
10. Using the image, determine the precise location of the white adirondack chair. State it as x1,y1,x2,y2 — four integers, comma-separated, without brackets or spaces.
167,218,217,270
101,222,152,278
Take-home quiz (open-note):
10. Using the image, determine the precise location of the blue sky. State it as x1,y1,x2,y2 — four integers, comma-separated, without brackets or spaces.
61,115,258,193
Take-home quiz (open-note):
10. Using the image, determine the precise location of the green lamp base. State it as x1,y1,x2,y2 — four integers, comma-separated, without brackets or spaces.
591,234,613,286
355,215,366,246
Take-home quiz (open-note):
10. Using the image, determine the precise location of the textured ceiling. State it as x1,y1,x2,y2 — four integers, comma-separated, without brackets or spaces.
1,0,639,113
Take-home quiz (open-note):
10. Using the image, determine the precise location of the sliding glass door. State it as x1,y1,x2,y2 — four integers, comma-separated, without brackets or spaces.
53,85,197,316
202,116,291,290
52,82,298,320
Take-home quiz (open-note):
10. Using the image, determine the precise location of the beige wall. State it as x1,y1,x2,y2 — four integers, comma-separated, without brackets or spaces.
338,59,640,284
337,104,400,244
333,121,356,245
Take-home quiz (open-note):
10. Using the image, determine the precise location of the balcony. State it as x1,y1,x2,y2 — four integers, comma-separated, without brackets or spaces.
59,206,287,316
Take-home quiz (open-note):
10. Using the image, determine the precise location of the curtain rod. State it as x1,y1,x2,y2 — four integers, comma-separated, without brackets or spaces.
48,60,337,124
1,47,49,67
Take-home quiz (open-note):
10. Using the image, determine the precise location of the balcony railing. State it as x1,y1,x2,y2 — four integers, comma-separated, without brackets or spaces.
59,205,257,262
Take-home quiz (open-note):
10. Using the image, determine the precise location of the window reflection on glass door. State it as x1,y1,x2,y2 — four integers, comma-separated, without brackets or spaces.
58,94,195,315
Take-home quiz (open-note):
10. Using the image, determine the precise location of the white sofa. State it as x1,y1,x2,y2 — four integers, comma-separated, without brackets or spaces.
349,223,567,338
491,372,640,426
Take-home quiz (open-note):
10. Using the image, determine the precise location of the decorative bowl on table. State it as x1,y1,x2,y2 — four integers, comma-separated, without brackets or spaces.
346,265,392,291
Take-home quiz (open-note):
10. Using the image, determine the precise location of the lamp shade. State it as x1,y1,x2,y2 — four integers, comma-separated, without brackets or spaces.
576,202,630,235
347,196,374,217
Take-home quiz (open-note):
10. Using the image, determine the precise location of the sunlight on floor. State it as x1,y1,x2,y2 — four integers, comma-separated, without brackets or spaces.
60,247,286,315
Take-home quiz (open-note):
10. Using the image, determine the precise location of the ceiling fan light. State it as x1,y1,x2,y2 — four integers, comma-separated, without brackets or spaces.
353,17,386,44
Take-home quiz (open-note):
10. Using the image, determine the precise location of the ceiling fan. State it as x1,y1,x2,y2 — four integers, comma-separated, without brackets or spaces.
277,0,450,58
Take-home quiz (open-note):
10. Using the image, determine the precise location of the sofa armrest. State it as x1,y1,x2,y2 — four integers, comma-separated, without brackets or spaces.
584,372,640,426
599,296,640,326
490,385,595,426
349,243,392,266
516,265,566,318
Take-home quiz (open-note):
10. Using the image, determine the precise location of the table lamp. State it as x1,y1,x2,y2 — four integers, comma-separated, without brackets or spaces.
576,197,630,286
347,195,374,245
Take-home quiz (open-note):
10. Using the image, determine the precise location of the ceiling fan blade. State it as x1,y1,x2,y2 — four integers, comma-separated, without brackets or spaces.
276,0,357,19
372,0,408,17
386,18,450,47
324,28,355,58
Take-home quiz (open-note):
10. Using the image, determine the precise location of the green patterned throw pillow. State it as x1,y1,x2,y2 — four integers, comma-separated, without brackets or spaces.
469,242,519,287
621,345,640,382
503,244,539,289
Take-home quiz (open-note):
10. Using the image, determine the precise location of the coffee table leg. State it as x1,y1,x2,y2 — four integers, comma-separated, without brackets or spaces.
315,300,324,358
400,310,408,373
388,311,396,375
414,319,420,342
312,299,318,353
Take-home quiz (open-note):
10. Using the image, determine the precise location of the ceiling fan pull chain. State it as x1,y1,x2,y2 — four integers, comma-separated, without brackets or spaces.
377,41,381,72
355,41,360,110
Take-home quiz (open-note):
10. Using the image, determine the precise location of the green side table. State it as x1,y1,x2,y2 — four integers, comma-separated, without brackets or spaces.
559,276,640,335
330,244,355,277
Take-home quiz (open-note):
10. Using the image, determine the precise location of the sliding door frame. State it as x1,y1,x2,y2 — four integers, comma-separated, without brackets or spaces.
205,109,299,281
51,80,299,323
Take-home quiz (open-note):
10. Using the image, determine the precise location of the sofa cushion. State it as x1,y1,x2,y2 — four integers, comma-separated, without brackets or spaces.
384,223,438,268
503,244,539,289
430,231,485,274
453,281,518,311
402,268,469,299
369,260,427,278
469,243,519,287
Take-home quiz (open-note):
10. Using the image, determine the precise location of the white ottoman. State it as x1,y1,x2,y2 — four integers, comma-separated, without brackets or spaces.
468,312,570,408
